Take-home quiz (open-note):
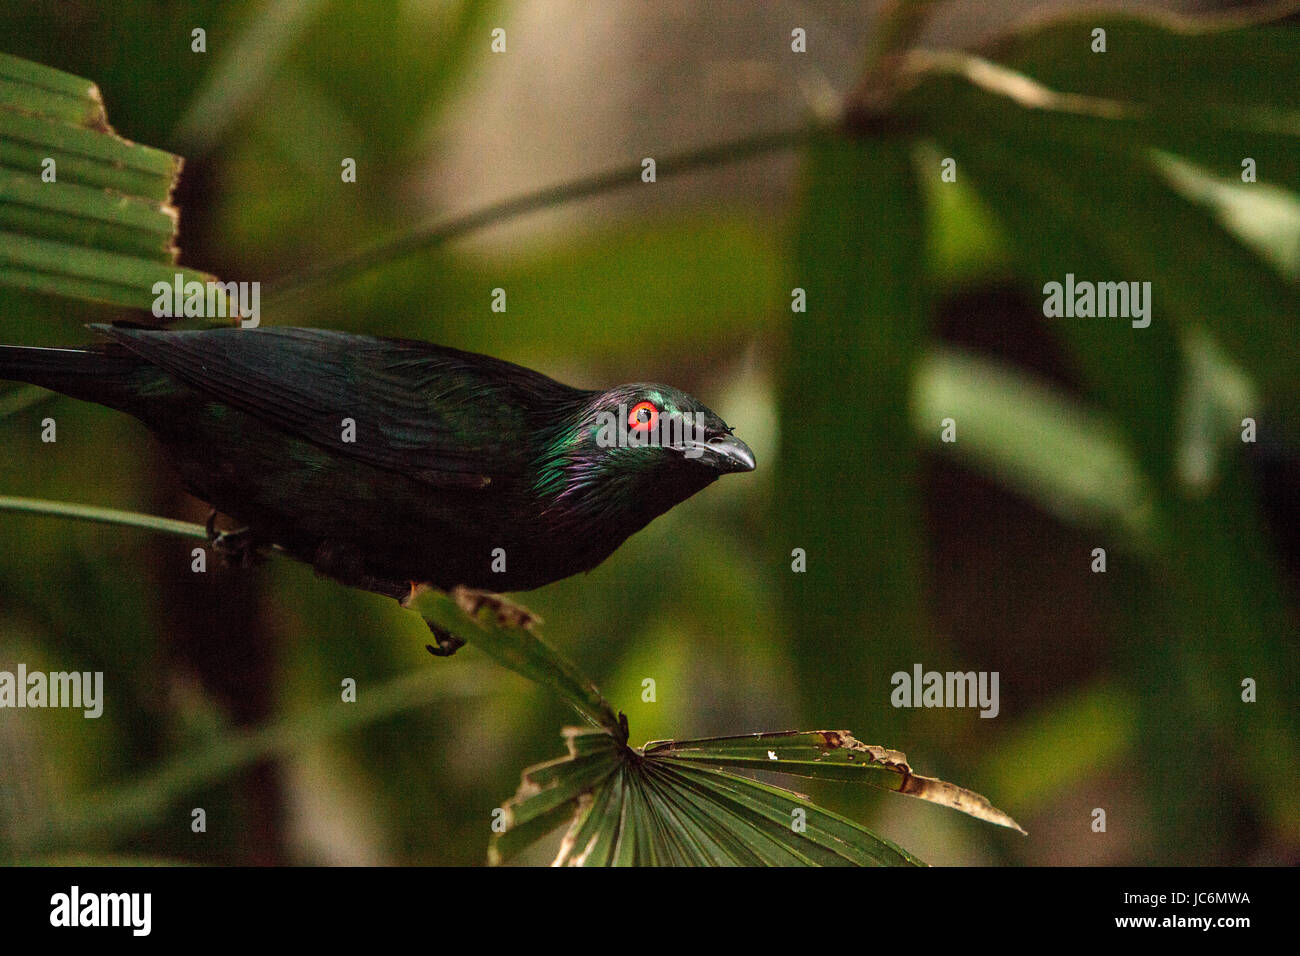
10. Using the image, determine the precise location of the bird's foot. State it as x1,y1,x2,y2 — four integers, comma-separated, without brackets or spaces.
401,582,539,660
449,586,541,630
425,626,467,658
206,511,260,569
400,582,468,657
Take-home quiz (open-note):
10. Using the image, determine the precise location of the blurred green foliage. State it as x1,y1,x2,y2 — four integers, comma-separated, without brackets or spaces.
0,1,1296,865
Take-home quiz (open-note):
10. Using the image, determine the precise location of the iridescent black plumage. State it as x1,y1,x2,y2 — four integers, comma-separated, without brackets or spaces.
0,325,754,600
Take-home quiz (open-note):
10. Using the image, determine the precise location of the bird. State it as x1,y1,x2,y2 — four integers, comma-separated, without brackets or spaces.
0,325,755,651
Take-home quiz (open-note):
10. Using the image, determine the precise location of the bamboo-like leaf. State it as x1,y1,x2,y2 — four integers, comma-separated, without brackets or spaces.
0,109,177,198
896,14,1300,849
0,231,214,308
644,730,912,782
913,347,1159,547
634,766,738,865
558,762,628,867
0,166,178,257
896,30,1300,438
654,762,917,867
992,6,1300,151
489,728,622,866
777,133,931,753
0,53,216,308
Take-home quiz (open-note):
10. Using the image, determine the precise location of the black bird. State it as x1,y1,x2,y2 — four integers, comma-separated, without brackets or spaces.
0,326,754,648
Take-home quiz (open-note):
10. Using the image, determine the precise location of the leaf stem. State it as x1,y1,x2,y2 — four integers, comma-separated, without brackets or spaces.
264,124,823,301
0,495,207,539
846,0,948,129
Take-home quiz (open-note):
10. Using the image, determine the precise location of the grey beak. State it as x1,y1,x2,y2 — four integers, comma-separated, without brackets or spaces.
690,433,756,473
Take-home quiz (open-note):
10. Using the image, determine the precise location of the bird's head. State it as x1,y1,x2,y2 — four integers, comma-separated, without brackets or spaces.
533,383,755,527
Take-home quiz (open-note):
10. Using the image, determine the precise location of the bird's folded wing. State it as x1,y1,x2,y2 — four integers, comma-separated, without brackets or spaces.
93,325,556,490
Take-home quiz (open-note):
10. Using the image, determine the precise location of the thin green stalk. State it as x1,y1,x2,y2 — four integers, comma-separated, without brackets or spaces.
865,0,948,67
30,666,493,848
261,4,946,301
265,125,823,301
846,0,949,127
0,495,207,539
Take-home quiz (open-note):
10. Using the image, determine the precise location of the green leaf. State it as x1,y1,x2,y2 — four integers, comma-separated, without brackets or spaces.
901,14,1300,432
1,110,178,198
0,231,214,309
653,762,915,866
992,7,1300,154
0,53,106,127
646,730,1026,833
491,726,1025,866
897,62,1188,487
403,585,622,736
0,166,178,257
913,347,1159,548
0,54,216,309
776,133,931,745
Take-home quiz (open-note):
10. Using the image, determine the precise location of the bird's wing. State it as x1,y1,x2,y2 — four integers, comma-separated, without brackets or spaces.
94,325,580,489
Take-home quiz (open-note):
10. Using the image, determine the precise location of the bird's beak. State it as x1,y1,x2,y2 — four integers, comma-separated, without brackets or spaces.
685,433,756,473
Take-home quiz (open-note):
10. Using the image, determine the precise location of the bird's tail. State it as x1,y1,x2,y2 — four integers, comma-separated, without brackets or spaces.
0,343,143,406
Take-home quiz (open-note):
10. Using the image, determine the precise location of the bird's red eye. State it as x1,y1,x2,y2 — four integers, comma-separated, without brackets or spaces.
628,400,658,432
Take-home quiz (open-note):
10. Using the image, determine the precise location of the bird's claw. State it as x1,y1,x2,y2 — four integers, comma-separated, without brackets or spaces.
425,626,467,657
403,584,538,660
206,511,259,569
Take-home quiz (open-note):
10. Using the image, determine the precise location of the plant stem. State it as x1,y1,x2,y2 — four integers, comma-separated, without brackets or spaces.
845,0,948,128
265,124,823,301
864,0,947,69
28,666,492,848
0,495,207,539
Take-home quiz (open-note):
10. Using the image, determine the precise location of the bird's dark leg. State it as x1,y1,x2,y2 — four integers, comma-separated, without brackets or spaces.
425,626,467,657
394,580,467,658
397,583,539,659
205,510,260,568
